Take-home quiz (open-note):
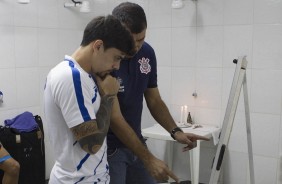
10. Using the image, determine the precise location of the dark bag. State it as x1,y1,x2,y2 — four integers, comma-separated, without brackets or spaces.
0,115,45,184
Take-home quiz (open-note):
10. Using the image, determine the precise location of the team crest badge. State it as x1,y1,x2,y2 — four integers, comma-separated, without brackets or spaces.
138,57,151,74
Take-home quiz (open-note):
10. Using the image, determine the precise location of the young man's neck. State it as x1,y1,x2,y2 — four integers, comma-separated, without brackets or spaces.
71,46,93,74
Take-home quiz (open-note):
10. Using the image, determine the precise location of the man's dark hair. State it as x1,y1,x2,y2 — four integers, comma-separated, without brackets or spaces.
112,2,147,34
81,15,135,56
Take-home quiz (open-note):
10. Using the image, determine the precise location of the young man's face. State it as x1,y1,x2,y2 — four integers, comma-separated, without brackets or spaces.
132,29,146,53
92,45,125,79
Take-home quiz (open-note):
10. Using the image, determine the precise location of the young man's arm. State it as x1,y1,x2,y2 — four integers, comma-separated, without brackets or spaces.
71,75,119,154
110,97,179,183
71,94,115,154
144,87,210,151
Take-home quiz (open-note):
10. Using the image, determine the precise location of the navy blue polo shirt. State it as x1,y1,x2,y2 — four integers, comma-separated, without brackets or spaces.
107,42,158,149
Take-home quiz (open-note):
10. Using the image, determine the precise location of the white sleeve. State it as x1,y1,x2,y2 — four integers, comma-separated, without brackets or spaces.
50,68,96,128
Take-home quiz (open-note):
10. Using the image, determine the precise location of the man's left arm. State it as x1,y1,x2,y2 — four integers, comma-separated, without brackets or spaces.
144,87,209,151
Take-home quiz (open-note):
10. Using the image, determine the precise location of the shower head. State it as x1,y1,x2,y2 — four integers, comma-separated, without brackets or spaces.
80,1,90,13
64,0,91,13
171,0,198,9
171,0,184,9
18,0,30,4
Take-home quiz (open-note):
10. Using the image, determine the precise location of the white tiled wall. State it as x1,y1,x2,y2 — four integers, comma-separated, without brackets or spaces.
0,0,282,183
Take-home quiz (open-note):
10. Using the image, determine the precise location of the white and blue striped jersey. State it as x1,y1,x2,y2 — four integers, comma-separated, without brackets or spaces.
44,55,109,184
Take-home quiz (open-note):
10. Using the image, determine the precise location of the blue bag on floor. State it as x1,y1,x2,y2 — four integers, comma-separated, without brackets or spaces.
4,111,38,133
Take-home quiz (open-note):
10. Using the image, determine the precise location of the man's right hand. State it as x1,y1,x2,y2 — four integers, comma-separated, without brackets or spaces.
96,75,120,96
144,155,179,183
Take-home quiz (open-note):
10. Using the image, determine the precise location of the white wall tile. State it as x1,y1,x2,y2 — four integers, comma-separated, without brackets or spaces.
253,155,278,184
157,66,172,105
92,0,110,16
0,26,15,69
39,67,52,110
0,69,17,109
172,27,196,67
38,28,59,67
38,0,59,28
223,25,253,68
254,0,282,24
251,69,282,114
58,29,82,59
195,68,222,109
196,26,223,67
148,0,171,28
223,0,253,25
17,106,41,117
172,0,197,27
14,0,38,27
278,153,282,184
15,67,40,108
280,116,282,161
0,0,14,26
146,28,172,67
196,0,223,26
194,107,221,126
223,151,248,184
0,110,20,126
171,67,196,106
251,113,280,157
253,24,282,70
15,27,38,67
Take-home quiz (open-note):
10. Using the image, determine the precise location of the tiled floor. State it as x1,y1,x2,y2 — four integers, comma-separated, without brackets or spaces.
160,181,204,184
46,179,204,184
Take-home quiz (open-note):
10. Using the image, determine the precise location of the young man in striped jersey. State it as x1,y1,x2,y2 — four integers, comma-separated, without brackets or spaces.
44,15,135,184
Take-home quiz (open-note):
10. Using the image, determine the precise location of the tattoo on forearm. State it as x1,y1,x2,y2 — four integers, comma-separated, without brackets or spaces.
95,94,115,130
72,95,115,154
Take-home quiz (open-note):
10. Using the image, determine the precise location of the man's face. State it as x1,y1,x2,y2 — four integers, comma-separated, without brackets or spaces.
92,45,125,79
132,29,146,53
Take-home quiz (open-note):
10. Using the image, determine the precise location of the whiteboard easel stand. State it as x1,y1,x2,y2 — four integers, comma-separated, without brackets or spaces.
209,56,255,184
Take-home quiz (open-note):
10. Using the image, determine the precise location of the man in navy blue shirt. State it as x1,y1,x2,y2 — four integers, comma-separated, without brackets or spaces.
108,2,210,184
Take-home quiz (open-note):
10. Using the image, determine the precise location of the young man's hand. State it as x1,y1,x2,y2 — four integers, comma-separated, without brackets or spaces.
96,75,120,96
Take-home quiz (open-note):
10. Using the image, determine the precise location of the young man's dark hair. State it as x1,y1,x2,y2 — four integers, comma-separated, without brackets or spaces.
112,2,147,34
81,15,135,56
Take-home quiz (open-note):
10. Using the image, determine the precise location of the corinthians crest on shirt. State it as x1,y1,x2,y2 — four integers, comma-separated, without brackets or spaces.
138,57,151,74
